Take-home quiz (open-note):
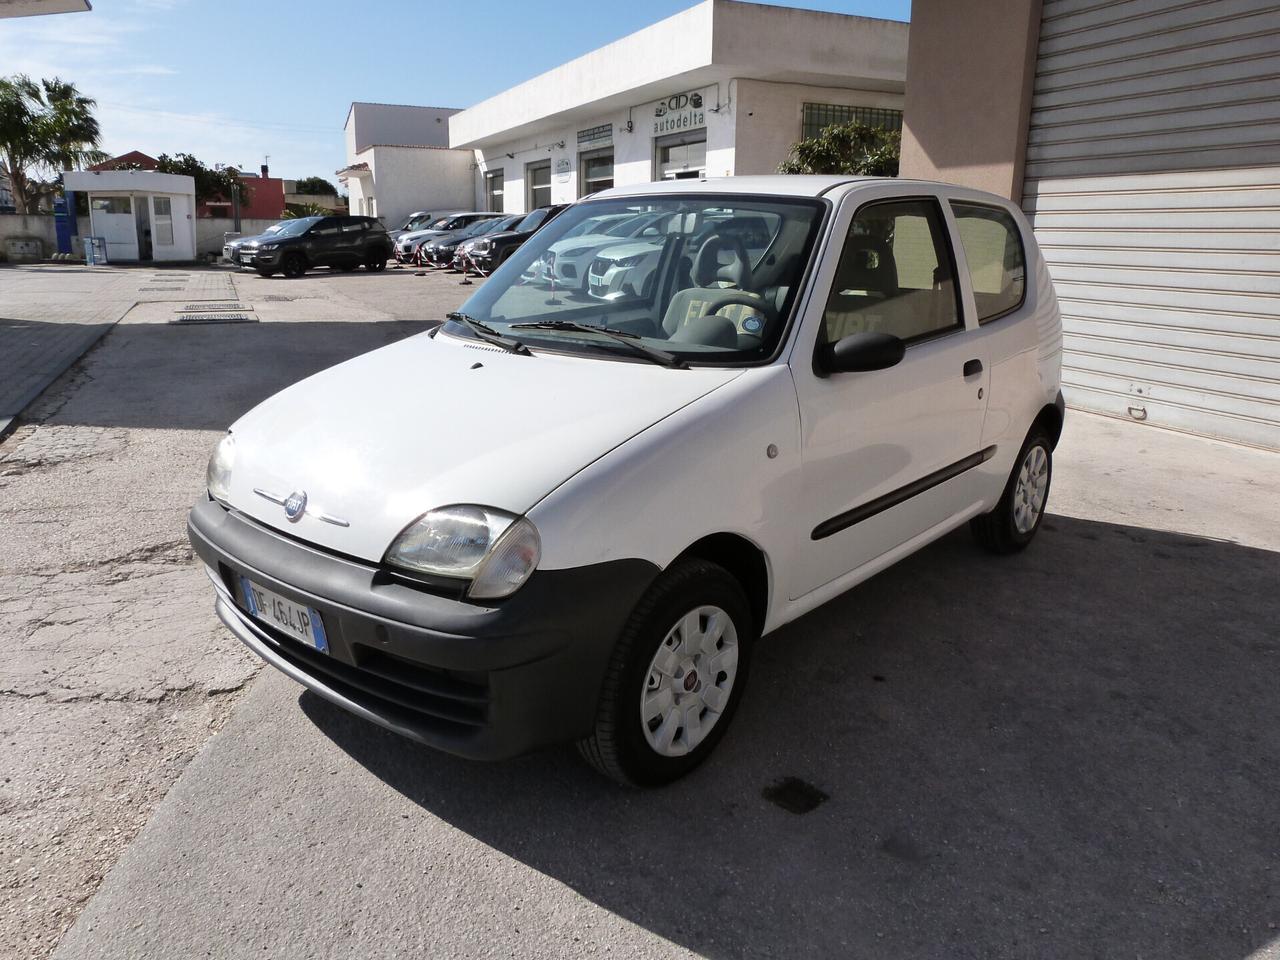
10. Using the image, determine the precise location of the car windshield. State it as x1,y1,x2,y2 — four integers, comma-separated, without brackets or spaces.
460,217,499,238
272,217,320,237
453,195,825,365
515,208,550,232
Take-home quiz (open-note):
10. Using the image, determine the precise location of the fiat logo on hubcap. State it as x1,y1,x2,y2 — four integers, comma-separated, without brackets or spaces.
283,490,308,522
683,670,699,693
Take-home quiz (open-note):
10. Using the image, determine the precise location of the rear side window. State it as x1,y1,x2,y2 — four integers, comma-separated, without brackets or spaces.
341,218,367,233
821,198,961,345
950,202,1026,322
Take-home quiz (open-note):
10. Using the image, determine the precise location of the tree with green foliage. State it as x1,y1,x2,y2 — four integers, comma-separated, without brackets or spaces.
777,121,900,178
293,175,337,196
282,201,331,218
0,74,105,214
152,153,250,206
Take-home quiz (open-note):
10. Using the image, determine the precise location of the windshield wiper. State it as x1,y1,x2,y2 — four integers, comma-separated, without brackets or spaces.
509,320,687,369
445,312,531,356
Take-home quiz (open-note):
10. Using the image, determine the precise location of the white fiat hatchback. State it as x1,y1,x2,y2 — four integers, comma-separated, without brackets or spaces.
190,176,1063,786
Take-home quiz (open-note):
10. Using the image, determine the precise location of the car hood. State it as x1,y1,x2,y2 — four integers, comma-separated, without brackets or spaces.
398,228,447,244
479,230,525,245
595,239,662,261
229,232,271,247
223,329,742,562
548,232,624,255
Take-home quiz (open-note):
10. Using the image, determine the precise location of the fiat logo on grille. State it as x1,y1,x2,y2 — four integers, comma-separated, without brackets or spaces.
283,490,308,522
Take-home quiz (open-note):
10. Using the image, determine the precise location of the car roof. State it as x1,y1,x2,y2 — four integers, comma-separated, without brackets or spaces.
589,175,1012,204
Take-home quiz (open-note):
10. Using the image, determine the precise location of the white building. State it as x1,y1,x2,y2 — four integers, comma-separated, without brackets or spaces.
449,0,908,214
63,169,196,262
337,102,475,229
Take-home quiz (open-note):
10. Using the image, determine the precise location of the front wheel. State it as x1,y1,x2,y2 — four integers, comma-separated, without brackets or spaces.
970,428,1053,553
255,268,275,278
578,559,753,787
280,252,307,278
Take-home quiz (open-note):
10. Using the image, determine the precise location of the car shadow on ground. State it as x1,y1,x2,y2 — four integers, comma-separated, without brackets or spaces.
302,516,1280,960
20,319,435,431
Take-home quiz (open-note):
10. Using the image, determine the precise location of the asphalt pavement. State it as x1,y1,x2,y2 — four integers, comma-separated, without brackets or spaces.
4,263,1279,960
50,415,1280,958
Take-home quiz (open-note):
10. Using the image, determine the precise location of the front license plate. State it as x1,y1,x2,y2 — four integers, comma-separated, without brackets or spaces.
240,577,328,653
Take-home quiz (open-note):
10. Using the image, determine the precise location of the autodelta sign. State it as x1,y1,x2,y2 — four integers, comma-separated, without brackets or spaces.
653,91,706,136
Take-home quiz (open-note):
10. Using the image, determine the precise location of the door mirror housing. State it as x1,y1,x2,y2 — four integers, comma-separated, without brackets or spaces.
816,331,906,375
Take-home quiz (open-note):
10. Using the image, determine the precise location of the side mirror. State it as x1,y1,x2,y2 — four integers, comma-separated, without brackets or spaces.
817,331,905,375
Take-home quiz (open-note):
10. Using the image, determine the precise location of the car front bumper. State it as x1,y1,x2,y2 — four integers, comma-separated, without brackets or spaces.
187,496,657,760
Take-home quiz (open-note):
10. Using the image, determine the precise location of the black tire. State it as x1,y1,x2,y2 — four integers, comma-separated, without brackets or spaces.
365,252,387,272
255,268,275,278
280,252,307,279
970,427,1053,554
338,263,358,272
578,559,754,787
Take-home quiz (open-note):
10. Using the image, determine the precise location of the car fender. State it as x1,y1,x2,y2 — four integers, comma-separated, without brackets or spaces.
527,364,802,634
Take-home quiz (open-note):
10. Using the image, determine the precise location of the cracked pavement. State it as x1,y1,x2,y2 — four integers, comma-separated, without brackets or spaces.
0,265,470,959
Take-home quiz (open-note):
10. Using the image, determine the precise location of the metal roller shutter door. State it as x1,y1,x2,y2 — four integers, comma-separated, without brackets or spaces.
1023,0,1280,450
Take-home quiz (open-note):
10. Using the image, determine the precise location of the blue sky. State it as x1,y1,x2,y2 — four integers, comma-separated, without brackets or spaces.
0,0,910,188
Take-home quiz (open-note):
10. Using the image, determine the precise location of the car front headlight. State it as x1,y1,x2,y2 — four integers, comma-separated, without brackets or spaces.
259,243,279,251
206,433,235,504
562,246,593,258
615,254,644,268
472,240,492,254
384,505,541,600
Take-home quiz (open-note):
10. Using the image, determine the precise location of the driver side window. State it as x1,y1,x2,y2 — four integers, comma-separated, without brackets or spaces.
821,198,961,346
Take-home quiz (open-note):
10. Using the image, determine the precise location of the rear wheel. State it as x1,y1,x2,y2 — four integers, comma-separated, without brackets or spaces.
971,427,1053,553
338,263,358,272
578,559,753,787
365,252,387,272
280,252,307,278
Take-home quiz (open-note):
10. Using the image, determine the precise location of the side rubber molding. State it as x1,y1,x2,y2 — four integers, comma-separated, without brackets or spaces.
812,446,998,541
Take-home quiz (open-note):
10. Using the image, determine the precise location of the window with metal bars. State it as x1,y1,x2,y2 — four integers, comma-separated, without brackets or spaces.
801,104,903,141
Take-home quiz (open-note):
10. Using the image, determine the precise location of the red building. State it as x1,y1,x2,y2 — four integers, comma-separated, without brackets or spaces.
199,165,286,220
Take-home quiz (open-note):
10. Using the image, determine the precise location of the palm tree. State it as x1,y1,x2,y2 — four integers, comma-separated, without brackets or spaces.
0,74,104,215
0,75,41,215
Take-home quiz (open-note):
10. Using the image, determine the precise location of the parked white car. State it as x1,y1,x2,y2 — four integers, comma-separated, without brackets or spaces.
190,176,1063,786
522,211,671,290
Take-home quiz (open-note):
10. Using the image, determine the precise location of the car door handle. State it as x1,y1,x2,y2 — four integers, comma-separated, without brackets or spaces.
963,359,983,378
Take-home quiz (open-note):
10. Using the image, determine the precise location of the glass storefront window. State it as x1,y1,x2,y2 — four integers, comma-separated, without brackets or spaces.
486,171,504,212
91,197,131,214
152,196,174,245
580,150,614,196
527,162,552,209
655,134,706,180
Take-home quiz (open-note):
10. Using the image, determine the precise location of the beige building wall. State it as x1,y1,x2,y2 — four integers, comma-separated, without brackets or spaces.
732,79,903,176
898,0,1042,199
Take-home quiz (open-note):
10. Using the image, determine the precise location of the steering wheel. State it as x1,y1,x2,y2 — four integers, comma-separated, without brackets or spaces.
674,290,778,347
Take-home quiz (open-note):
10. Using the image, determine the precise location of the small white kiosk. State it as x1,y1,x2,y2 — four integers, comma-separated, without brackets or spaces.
63,169,197,263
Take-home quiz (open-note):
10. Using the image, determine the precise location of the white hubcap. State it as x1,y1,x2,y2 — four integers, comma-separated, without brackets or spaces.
640,605,739,757
1013,443,1049,534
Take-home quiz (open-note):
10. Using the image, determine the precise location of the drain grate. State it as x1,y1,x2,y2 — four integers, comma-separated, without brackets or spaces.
259,295,293,302
177,302,251,312
169,313,258,325
140,286,183,291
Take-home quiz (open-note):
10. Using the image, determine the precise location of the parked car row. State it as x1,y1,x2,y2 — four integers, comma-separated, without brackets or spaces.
407,205,569,274
225,205,570,281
